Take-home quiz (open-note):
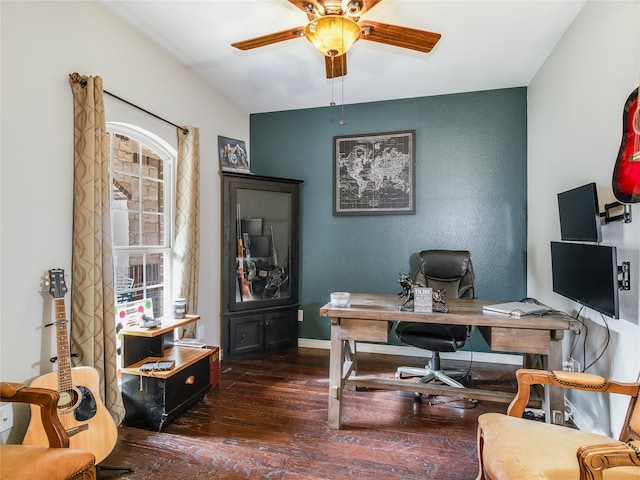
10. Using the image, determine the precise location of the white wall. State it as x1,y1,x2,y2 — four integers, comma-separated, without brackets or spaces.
528,0,640,437
0,1,248,387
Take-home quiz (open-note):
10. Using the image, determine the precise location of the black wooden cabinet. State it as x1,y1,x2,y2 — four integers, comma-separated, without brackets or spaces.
120,316,217,430
221,172,303,360
226,307,298,358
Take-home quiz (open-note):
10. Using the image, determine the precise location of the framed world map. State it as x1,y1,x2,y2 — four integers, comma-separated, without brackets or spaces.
333,130,416,216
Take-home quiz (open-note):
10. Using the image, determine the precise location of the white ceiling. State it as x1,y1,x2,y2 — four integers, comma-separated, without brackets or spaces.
102,0,587,114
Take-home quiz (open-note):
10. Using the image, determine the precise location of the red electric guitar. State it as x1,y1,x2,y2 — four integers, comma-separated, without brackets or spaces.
612,86,640,203
23,269,117,463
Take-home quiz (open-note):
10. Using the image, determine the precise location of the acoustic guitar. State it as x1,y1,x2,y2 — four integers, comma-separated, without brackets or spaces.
22,268,117,464
612,86,640,203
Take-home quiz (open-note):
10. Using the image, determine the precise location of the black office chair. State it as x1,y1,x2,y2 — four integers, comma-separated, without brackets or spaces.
394,249,475,389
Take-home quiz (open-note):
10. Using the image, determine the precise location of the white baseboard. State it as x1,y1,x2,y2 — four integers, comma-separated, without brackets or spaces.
297,338,523,366
564,397,595,432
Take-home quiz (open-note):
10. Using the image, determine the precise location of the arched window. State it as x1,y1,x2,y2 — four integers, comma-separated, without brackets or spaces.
107,122,176,321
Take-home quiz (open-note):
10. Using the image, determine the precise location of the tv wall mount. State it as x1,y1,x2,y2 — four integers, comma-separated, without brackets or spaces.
598,202,631,291
600,201,632,224
618,262,631,291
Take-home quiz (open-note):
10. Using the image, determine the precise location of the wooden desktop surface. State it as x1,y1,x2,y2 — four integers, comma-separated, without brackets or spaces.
319,293,577,429
320,294,573,330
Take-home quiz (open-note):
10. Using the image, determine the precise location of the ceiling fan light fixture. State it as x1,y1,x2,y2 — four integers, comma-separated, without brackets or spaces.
303,15,361,57
346,1,361,17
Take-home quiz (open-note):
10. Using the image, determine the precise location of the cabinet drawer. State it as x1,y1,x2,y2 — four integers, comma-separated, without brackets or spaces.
165,356,211,412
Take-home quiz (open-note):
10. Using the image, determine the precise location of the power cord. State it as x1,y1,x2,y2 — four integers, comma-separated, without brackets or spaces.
569,306,611,372
584,313,610,371
569,306,588,363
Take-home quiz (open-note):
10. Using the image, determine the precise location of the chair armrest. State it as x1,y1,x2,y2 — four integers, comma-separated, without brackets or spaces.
506,369,640,418
0,381,69,448
0,382,26,398
577,441,640,480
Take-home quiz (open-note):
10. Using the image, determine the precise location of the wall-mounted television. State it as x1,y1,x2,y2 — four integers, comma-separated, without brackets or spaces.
550,241,619,319
557,183,602,243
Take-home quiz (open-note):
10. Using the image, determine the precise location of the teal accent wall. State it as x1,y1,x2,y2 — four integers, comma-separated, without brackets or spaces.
250,87,527,349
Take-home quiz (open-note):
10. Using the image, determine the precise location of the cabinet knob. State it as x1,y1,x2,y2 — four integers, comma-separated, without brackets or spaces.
185,375,195,385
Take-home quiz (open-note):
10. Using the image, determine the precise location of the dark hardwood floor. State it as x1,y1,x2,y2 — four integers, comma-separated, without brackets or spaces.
98,347,519,480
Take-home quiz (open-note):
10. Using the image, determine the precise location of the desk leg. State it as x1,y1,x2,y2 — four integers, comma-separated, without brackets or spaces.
349,339,357,375
546,339,565,425
328,318,344,429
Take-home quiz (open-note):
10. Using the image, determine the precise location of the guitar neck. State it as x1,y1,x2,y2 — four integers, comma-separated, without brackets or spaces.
54,298,73,392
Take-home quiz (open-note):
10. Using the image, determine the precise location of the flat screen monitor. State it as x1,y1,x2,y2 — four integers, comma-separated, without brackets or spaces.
557,183,602,243
550,241,619,318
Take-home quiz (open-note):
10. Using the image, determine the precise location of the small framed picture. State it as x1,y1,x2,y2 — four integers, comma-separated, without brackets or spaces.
413,287,433,313
218,135,250,173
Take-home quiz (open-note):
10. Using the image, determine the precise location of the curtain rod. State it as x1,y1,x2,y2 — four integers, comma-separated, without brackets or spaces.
69,73,188,135
103,89,189,135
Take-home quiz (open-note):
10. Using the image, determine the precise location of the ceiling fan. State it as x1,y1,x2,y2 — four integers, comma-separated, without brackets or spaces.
231,0,441,79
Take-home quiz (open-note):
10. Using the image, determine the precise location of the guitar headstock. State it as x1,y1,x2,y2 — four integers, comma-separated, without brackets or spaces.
47,268,68,299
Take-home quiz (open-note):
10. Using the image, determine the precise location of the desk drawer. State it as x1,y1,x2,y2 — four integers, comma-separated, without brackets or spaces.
341,319,388,342
478,326,550,354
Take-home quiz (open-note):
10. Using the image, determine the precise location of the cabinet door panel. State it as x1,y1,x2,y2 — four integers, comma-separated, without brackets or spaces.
222,173,301,314
264,310,298,350
228,314,264,356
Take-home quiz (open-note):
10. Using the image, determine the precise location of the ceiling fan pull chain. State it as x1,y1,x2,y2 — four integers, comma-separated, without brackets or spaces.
339,20,346,125
340,58,346,126
330,52,336,107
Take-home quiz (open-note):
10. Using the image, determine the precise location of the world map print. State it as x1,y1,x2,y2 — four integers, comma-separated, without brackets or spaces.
334,131,415,215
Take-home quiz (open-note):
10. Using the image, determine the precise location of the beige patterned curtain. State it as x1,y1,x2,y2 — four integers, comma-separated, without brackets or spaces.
68,72,125,425
173,126,201,338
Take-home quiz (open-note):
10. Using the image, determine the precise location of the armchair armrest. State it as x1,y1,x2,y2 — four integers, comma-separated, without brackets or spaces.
506,369,640,418
577,441,640,480
0,382,69,448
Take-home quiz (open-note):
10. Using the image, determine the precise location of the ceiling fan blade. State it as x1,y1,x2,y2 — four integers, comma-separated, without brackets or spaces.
325,54,347,79
356,0,382,16
232,27,304,50
359,20,441,53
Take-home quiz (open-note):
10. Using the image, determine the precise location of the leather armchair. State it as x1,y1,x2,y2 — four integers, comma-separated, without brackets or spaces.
394,249,475,389
0,382,96,480
476,369,640,480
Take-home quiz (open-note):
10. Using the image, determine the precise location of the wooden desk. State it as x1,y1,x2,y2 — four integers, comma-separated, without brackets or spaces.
319,293,577,429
